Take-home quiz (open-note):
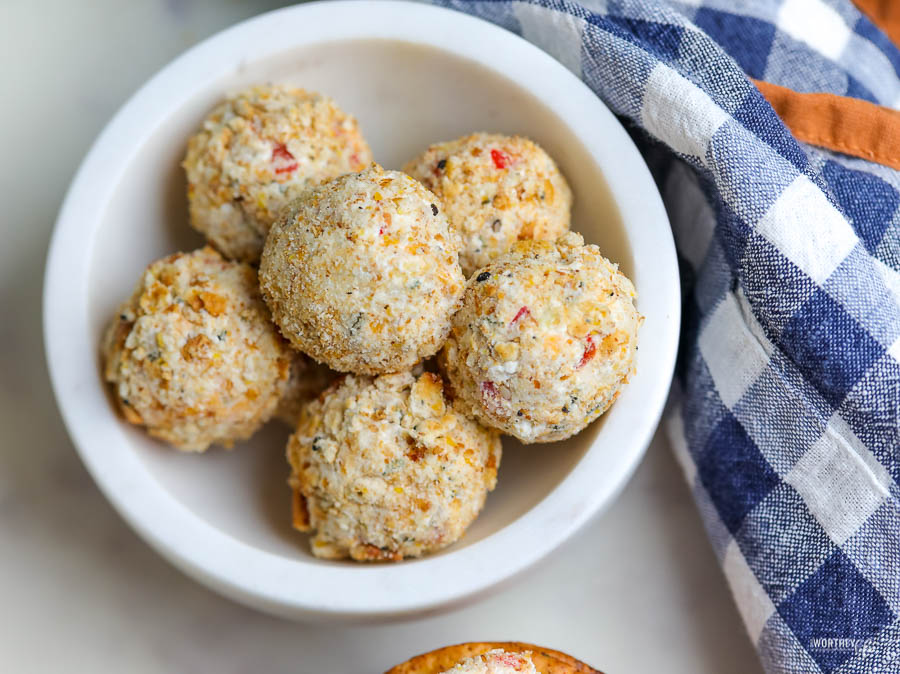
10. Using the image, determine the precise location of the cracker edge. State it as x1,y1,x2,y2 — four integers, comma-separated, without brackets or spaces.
385,641,603,674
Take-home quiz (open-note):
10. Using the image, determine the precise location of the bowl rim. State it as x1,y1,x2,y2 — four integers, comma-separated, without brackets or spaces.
43,0,680,619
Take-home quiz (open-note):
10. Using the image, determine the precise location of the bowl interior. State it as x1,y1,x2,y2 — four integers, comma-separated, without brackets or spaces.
88,39,632,563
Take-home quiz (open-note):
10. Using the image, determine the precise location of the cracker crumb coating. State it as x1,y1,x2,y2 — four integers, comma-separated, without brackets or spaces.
287,371,501,561
440,232,641,444
275,354,337,428
404,132,572,276
442,650,538,674
102,246,292,452
260,165,465,375
183,84,372,262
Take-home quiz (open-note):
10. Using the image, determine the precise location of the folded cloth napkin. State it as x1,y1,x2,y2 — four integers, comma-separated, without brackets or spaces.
428,0,900,671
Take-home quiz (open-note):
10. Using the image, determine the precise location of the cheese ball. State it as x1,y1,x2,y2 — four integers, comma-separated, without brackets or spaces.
183,85,372,262
287,371,501,561
274,354,337,427
441,650,538,674
260,165,465,375
102,246,292,452
440,232,640,444
388,642,601,674
404,132,572,276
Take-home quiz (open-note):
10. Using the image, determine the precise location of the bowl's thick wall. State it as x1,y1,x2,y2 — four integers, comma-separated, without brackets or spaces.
44,0,679,619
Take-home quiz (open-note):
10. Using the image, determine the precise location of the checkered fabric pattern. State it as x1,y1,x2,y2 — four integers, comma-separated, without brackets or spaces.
428,0,900,671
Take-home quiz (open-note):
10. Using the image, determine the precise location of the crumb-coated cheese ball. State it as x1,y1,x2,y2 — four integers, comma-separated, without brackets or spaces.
404,132,572,276
287,371,501,561
274,354,337,427
260,164,465,375
441,650,538,674
183,85,372,262
440,232,640,444
102,247,292,452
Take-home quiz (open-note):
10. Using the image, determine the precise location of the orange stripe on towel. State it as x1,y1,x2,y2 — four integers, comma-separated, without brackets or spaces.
853,0,900,48
752,79,900,171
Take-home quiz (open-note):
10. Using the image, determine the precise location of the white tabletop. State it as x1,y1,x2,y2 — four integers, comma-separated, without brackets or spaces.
0,1,762,671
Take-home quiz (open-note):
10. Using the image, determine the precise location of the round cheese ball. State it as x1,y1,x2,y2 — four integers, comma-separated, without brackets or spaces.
440,232,640,444
274,354,337,428
260,164,465,375
183,84,372,262
287,371,502,561
404,132,572,276
441,650,538,674
102,247,292,452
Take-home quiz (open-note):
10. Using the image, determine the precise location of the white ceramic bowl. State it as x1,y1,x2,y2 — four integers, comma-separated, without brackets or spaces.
44,0,679,620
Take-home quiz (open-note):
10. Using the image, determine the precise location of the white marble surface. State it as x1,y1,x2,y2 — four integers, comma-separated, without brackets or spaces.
0,1,763,671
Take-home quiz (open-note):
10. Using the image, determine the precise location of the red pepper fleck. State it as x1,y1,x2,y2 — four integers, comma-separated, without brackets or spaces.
510,306,530,326
272,143,298,174
494,653,525,668
481,381,503,411
491,148,511,169
577,334,598,369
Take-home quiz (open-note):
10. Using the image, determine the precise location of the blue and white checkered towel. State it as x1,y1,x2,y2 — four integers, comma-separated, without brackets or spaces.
429,0,900,671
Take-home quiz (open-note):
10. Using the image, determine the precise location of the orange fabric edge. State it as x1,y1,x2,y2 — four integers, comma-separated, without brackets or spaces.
751,79,900,171
853,0,900,48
